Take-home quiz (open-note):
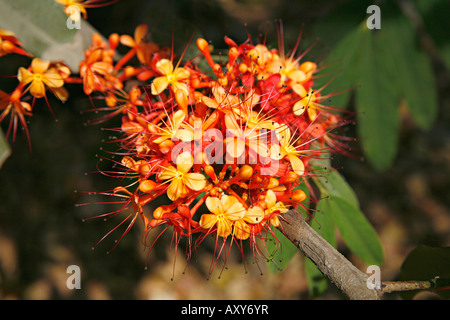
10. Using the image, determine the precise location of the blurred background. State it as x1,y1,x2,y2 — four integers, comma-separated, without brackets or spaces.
0,0,449,300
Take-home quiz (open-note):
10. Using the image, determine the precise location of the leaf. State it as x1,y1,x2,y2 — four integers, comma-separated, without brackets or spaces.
304,198,337,298
0,129,11,168
265,227,298,273
313,165,384,266
0,0,102,71
398,246,450,300
314,24,366,110
355,26,401,171
328,196,384,266
382,18,438,130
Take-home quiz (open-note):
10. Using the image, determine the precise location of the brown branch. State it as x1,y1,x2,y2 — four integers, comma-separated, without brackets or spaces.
278,210,382,300
380,281,432,294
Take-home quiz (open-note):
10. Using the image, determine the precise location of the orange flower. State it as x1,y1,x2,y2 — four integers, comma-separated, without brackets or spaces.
120,24,159,65
200,195,246,238
270,123,305,175
17,58,65,99
79,48,114,95
150,59,190,97
157,152,207,201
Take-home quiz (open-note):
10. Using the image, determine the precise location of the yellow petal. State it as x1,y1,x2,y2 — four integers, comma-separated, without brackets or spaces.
29,80,46,98
167,177,188,200
265,190,277,209
173,128,194,142
226,137,245,159
220,195,238,212
171,109,185,130
43,72,64,88
176,152,194,174
134,24,148,44
206,196,224,216
270,144,285,160
225,201,246,221
288,154,305,176
173,67,190,80
151,76,169,95
17,67,33,85
52,87,69,102
276,124,291,147
233,220,251,240
170,81,189,97
184,173,206,191
156,59,173,76
158,165,177,181
200,96,219,109
31,58,50,74
119,34,135,47
199,214,218,230
293,99,306,116
244,206,264,224
216,219,232,238
289,70,307,84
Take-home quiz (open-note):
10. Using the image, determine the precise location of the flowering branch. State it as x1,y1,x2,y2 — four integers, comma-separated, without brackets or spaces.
279,210,382,300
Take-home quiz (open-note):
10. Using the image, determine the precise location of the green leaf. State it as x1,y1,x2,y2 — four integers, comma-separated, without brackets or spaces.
355,26,401,171
327,196,384,266
312,165,384,266
0,129,11,168
265,228,298,273
314,24,366,110
398,245,450,300
382,18,438,130
0,0,102,71
304,198,337,298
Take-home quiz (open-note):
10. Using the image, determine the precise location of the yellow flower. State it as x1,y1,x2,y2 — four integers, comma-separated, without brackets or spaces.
157,152,206,201
152,109,194,144
270,123,305,175
292,88,319,121
150,59,190,96
263,190,288,227
200,195,246,238
224,113,269,160
18,58,65,99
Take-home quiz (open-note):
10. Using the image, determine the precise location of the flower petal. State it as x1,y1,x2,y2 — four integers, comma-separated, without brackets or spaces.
184,173,206,191
199,213,217,230
220,195,238,212
31,58,50,74
225,201,246,221
158,165,177,181
173,67,190,80
206,196,224,216
288,154,305,176
29,80,46,98
265,190,277,209
151,76,169,95
43,72,64,88
17,67,33,85
176,152,194,174
167,178,188,200
233,220,250,240
244,206,264,224
155,59,173,76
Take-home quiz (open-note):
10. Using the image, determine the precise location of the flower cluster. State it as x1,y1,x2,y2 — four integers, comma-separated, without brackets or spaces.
0,29,73,146
78,25,347,274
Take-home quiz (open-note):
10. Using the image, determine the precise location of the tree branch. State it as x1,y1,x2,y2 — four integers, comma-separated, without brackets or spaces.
279,210,382,300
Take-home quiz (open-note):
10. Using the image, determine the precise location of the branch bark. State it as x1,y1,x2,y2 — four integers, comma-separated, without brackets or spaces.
279,210,382,300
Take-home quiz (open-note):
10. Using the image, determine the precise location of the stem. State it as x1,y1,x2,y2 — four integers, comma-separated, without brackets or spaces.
279,210,381,300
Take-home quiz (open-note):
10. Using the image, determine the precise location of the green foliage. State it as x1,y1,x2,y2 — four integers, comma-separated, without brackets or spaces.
398,246,450,300
313,1,440,171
